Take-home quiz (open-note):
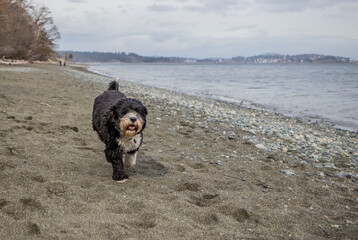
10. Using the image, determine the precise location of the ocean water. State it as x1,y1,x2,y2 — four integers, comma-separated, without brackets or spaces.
88,63,358,131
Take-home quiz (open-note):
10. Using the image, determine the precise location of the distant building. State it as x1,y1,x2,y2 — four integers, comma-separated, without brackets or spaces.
184,58,196,63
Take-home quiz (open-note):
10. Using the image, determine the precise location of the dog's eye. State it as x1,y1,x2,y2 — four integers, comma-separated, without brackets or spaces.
120,111,128,117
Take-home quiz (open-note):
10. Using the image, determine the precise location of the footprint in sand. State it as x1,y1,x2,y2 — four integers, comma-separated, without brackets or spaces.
133,157,167,177
194,212,220,225
175,164,186,172
133,213,157,229
1,198,44,220
190,163,205,169
31,175,45,183
219,205,251,222
19,198,43,211
176,182,201,192
27,222,41,235
46,181,68,196
188,193,221,207
0,199,9,209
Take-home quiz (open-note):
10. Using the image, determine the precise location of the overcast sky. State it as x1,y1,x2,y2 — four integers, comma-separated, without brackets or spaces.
35,0,358,58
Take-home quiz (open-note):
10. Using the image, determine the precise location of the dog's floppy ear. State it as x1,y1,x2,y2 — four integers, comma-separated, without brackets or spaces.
131,98,148,117
137,103,148,132
104,109,114,126
104,101,124,125
141,104,148,117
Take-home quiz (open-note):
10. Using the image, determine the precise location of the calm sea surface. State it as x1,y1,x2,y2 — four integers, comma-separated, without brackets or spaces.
88,63,358,131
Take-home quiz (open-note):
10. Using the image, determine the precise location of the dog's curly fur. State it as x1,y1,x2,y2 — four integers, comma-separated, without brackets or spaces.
92,81,148,181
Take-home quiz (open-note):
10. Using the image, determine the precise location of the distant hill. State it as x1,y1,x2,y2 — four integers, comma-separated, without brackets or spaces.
57,51,356,64
57,51,185,63
241,54,352,64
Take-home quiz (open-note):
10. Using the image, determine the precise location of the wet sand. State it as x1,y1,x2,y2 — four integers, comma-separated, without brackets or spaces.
0,63,357,239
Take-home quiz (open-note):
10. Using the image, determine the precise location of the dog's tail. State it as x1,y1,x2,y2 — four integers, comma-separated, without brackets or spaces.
108,77,119,91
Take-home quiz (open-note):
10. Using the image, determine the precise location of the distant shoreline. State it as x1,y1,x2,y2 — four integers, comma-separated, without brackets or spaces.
57,51,358,64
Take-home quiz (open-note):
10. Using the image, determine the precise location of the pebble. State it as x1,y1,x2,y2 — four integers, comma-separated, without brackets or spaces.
335,171,356,179
318,172,325,178
318,225,326,232
279,169,298,176
255,144,266,150
210,161,222,165
71,126,79,132
314,163,324,168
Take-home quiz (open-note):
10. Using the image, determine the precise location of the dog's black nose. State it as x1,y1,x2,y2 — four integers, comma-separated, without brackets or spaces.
130,117,137,122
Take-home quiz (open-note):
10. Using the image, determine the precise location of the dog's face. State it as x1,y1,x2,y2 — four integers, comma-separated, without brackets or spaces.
119,111,144,137
107,98,147,137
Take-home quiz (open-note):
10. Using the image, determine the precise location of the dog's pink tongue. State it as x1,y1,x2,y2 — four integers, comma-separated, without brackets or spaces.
128,126,136,130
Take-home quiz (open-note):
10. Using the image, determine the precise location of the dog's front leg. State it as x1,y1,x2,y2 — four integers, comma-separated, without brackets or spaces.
105,148,128,181
124,152,137,168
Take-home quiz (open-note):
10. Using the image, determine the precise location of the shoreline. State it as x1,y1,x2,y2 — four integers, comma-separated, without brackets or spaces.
0,63,357,239
85,63,358,133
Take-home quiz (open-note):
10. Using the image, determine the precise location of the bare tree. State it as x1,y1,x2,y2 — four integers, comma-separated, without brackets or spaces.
29,4,61,60
64,52,73,61
0,0,33,59
0,0,61,60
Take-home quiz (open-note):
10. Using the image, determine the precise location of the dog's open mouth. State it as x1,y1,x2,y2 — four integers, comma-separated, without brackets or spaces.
127,124,136,131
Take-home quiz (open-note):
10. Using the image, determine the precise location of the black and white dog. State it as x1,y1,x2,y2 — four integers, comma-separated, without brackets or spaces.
92,81,148,182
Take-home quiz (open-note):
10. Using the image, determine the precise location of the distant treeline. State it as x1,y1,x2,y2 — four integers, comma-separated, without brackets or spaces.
199,54,354,63
58,51,354,64
236,54,352,64
0,0,60,61
57,51,185,63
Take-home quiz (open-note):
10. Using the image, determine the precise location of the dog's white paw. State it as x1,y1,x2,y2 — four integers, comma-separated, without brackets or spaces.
116,179,128,183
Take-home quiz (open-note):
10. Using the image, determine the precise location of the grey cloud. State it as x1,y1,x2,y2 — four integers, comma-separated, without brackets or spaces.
256,0,357,12
101,26,190,44
67,0,87,3
228,24,258,31
203,0,249,10
184,0,250,14
149,31,187,42
147,4,178,12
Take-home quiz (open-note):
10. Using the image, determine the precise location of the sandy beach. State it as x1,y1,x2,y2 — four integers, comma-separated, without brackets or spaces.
0,63,357,239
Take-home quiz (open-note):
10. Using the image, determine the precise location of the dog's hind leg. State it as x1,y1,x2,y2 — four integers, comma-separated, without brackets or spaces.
105,148,128,181
124,152,137,168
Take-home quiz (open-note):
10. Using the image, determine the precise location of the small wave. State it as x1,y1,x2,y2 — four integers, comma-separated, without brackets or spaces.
86,66,116,78
247,87,264,89
206,94,271,112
